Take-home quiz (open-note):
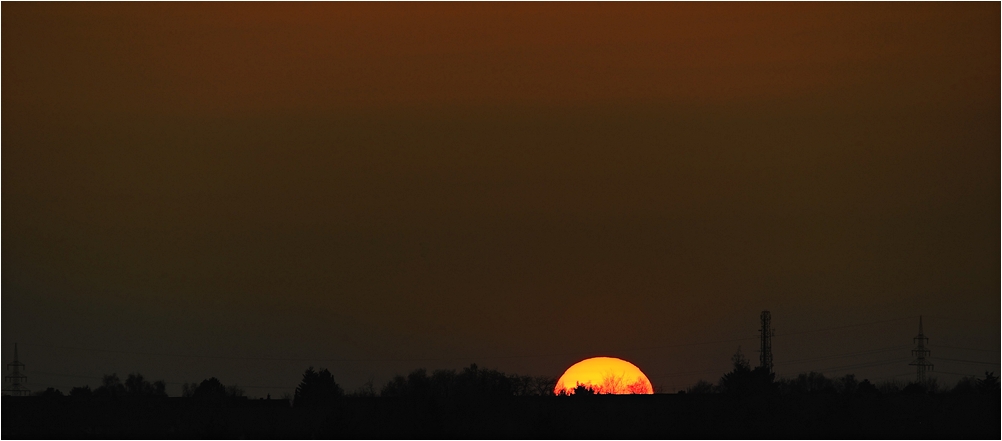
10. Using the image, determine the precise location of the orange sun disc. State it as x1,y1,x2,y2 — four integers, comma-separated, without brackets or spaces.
554,356,654,395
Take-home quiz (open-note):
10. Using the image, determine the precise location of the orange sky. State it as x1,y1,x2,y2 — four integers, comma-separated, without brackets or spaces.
5,3,995,116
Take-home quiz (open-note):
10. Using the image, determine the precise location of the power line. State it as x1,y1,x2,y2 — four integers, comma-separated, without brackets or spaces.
33,371,99,380
23,382,80,391
870,372,916,381
930,344,1000,353
930,357,1000,366
21,335,761,364
656,350,905,381
923,315,999,326
22,344,321,362
22,317,917,364
781,358,910,375
653,346,912,380
935,371,980,377
650,367,730,379
31,370,294,390
775,345,911,365
774,316,917,338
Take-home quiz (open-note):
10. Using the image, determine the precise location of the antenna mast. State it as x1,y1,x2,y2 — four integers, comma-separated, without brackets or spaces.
759,311,774,373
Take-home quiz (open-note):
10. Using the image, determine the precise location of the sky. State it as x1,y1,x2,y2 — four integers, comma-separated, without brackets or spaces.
3,3,999,397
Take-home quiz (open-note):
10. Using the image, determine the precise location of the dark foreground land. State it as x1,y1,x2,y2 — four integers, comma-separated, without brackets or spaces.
4,393,999,439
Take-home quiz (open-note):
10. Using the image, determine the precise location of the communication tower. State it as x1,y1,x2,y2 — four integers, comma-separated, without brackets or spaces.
4,343,29,396
759,311,774,373
909,316,933,383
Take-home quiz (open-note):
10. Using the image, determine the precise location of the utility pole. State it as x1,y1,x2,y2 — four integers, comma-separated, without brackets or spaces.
909,316,933,384
4,343,30,396
759,311,774,373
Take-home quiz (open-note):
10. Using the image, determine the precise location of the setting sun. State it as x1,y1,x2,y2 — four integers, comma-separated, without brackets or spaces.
554,357,654,395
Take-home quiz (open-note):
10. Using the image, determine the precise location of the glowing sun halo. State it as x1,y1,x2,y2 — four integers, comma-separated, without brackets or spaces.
554,357,654,395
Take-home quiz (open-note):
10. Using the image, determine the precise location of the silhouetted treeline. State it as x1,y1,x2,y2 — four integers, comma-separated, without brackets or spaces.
22,353,998,404
379,363,557,400
284,363,555,408
181,377,245,400
683,348,1001,398
30,373,246,403
6,361,1000,438
49,373,169,400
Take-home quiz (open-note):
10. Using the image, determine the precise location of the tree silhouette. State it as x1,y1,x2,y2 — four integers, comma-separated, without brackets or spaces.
976,371,998,393
951,375,978,394
380,373,410,397
193,377,227,399
34,387,64,398
94,373,126,399
492,368,545,397
833,374,858,395
780,372,835,395
600,372,626,394
455,363,515,398
626,376,652,394
348,378,376,397
225,384,245,398
856,379,880,396
380,364,530,400
686,379,717,394
531,376,558,396
901,382,927,395
69,386,93,399
124,373,167,397
718,347,775,395
877,380,902,394
572,383,596,395
294,367,344,407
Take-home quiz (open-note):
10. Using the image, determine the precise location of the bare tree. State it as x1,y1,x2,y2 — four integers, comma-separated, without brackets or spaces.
626,377,652,394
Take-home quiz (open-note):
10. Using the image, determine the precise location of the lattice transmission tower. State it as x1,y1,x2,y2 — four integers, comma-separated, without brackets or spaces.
4,343,29,396
759,310,774,373
908,316,933,383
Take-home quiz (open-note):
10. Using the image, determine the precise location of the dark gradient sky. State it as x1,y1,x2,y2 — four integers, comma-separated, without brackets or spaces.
4,3,999,397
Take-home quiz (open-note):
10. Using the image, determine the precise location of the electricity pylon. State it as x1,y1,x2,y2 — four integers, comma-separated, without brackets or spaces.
4,343,29,396
909,316,933,383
